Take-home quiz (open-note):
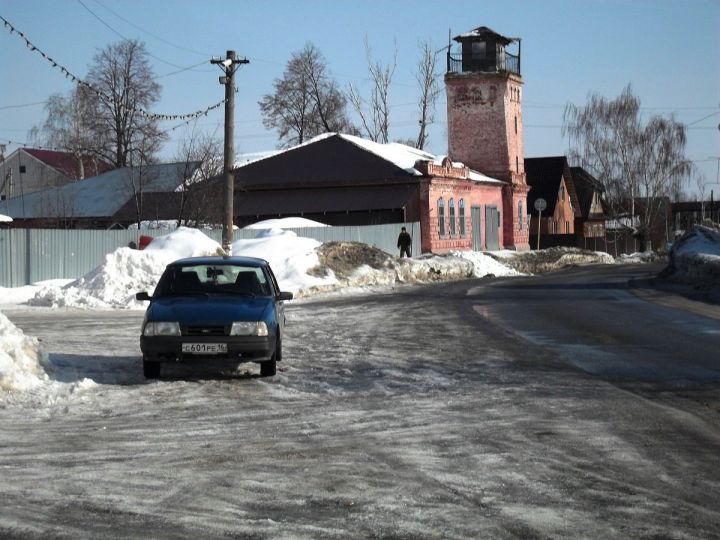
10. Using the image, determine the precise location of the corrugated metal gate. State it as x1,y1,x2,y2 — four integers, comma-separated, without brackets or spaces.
0,223,421,288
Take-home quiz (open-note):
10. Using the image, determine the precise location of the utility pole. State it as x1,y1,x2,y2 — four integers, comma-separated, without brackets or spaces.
212,50,249,255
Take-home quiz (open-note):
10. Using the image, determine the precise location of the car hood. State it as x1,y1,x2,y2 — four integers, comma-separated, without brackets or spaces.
148,295,273,325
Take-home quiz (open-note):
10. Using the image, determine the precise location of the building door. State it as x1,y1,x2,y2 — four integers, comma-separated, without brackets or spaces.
471,206,482,251
485,206,500,251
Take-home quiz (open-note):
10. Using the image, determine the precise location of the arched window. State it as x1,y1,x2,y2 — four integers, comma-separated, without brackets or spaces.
438,198,445,237
518,200,524,231
449,198,456,236
459,199,466,237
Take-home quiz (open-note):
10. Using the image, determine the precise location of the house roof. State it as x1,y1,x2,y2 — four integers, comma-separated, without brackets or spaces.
232,133,503,189
525,156,570,217
22,148,114,179
570,167,605,219
3,161,200,220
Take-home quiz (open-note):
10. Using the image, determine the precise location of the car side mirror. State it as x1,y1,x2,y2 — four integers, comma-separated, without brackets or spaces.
136,292,152,301
277,291,293,301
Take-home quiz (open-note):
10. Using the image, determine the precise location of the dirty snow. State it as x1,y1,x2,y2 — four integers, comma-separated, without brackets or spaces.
0,311,47,392
661,225,720,297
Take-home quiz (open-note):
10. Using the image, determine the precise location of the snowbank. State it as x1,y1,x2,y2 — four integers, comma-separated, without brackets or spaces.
0,310,47,392
232,229,338,293
29,228,224,309
663,225,720,294
242,217,329,229
12,227,523,309
490,247,614,275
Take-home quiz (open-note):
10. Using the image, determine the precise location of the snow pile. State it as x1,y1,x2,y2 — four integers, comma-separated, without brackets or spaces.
29,228,225,309
232,228,338,294
491,247,614,275
665,225,720,287
0,310,47,392
0,213,12,223
143,226,225,258
618,251,661,263
242,217,329,229
452,250,524,278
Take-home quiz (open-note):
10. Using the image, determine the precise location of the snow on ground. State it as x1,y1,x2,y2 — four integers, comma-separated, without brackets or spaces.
618,251,660,263
232,228,338,294
242,217,329,229
490,247,614,275
662,225,720,297
0,311,47,392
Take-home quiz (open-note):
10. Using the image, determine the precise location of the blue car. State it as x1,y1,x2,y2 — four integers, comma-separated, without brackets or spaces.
136,256,293,379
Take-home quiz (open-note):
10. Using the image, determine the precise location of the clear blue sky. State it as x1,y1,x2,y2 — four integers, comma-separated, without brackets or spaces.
1,0,718,195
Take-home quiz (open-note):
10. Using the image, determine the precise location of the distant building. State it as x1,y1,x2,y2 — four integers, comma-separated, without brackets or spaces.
3,161,200,229
0,148,113,200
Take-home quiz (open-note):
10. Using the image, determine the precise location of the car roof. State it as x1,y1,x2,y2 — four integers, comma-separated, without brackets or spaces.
168,255,269,267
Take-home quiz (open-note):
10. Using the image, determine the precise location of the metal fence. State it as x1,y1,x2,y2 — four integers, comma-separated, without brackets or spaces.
0,223,420,288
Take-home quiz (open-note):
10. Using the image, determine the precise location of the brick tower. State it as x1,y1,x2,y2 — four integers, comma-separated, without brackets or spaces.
445,26,530,250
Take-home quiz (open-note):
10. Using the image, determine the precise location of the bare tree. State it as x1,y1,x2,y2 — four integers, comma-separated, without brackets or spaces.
414,40,441,150
33,39,166,170
563,85,691,250
259,43,355,147
348,38,397,143
86,39,166,167
28,86,98,178
173,131,223,226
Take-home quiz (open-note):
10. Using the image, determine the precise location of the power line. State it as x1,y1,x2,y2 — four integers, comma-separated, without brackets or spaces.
91,0,214,58
75,0,211,73
0,15,227,122
0,101,48,111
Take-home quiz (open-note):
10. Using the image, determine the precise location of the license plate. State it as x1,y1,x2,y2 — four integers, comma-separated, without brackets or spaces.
181,343,228,354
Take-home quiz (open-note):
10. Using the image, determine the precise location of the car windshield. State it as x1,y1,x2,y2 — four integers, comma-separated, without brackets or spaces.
154,264,271,298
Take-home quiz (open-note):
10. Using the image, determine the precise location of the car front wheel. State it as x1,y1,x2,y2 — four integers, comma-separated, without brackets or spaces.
260,336,281,377
143,356,161,379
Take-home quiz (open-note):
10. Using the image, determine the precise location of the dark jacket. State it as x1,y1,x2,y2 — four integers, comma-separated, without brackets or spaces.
397,231,412,249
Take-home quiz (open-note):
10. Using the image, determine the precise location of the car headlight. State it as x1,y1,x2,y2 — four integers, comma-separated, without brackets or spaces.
143,321,181,336
230,321,268,336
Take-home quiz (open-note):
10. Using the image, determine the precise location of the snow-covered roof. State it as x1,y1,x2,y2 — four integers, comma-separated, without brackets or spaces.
233,133,504,184
0,214,12,222
3,161,200,219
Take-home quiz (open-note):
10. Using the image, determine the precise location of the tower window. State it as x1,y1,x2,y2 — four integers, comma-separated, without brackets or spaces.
516,156,519,173
514,116,518,134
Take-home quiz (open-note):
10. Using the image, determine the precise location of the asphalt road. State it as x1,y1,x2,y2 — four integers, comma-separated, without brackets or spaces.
1,263,719,539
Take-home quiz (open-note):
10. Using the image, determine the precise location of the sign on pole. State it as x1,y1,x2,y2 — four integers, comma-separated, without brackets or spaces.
534,198,547,250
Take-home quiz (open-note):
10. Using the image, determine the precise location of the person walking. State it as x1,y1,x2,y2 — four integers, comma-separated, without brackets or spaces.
397,226,412,258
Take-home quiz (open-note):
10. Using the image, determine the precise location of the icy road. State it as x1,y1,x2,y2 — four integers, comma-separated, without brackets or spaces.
1,264,719,538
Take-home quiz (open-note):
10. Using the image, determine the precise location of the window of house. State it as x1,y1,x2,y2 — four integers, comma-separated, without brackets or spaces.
518,200,524,231
565,221,570,234
560,184,565,200
19,165,26,174
449,199,456,237
552,220,558,234
438,198,445,237
459,199,466,237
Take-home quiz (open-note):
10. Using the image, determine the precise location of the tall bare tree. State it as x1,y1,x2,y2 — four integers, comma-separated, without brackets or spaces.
348,38,397,144
173,131,223,226
33,39,166,170
86,39,166,167
563,85,691,250
414,40,441,150
259,43,355,147
28,86,98,178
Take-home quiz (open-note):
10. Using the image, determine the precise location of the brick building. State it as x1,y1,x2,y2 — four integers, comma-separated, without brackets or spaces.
445,26,530,250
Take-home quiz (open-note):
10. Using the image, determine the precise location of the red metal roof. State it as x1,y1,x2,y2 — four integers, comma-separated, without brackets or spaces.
22,148,113,179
